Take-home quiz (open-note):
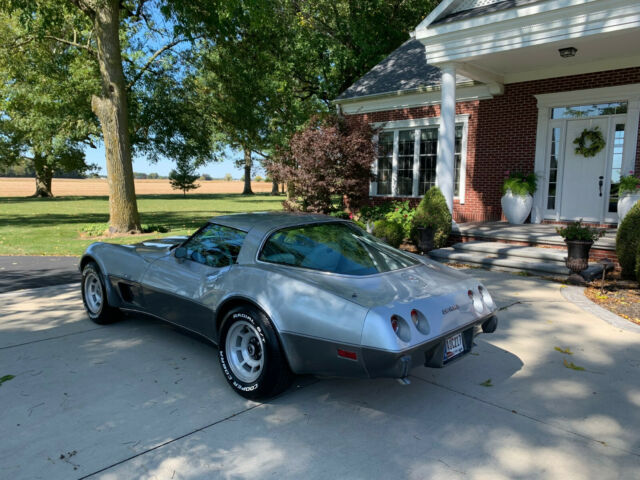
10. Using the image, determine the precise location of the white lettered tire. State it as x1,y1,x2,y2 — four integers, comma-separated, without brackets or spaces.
81,262,121,324
218,305,292,400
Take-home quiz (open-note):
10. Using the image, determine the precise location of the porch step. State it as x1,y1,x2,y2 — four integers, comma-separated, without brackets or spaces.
450,241,568,262
428,241,604,279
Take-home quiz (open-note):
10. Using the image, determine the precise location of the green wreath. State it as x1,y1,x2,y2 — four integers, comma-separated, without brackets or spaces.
573,126,606,157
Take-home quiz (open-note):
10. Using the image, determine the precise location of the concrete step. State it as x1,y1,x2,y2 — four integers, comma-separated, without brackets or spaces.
450,241,567,263
429,247,604,280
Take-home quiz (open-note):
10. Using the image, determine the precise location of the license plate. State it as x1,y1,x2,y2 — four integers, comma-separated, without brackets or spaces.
444,333,464,361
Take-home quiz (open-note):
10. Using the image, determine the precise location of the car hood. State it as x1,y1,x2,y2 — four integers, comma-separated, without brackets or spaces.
260,258,475,309
125,236,187,261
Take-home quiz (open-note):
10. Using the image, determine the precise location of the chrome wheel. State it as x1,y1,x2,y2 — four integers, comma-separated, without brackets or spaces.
225,320,265,383
84,271,103,314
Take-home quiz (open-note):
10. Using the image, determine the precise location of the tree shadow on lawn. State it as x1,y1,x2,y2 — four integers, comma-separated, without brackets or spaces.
0,211,242,229
0,193,279,203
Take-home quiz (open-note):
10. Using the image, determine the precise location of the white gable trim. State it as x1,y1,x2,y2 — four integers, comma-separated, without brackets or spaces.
338,84,495,115
414,0,457,32
415,0,639,65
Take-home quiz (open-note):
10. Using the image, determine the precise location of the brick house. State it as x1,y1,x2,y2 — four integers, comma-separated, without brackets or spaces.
335,0,640,226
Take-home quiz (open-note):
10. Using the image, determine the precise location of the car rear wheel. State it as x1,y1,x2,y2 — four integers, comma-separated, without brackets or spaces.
81,262,121,324
218,305,292,400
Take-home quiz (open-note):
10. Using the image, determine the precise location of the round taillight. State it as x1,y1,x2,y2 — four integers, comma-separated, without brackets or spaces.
468,289,483,314
390,315,399,333
390,315,410,342
411,309,430,335
478,285,495,309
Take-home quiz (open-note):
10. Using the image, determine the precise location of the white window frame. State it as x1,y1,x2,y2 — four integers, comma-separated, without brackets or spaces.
371,115,469,203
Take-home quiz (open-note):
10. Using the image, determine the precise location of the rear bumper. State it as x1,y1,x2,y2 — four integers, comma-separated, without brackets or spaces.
362,314,498,379
281,314,498,379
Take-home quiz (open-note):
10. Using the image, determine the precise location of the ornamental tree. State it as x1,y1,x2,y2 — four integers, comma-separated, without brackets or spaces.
266,115,375,214
168,159,200,196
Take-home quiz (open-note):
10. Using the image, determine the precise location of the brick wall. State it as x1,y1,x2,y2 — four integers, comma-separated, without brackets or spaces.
347,66,640,222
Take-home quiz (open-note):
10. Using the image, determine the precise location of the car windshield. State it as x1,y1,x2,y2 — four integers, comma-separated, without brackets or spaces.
182,223,246,267
259,222,419,276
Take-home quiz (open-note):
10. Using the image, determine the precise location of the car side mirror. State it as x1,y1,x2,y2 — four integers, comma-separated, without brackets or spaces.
174,247,188,259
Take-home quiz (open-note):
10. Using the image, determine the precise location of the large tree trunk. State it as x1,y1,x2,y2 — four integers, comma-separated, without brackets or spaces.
271,179,279,195
242,149,253,195
89,0,141,233
32,154,53,198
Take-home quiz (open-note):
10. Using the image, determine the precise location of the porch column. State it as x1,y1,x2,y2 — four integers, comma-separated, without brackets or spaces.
436,63,456,215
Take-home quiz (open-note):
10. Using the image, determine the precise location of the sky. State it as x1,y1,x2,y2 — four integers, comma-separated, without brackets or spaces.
84,145,265,179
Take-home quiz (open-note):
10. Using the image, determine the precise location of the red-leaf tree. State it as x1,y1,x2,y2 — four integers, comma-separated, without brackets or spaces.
266,115,375,214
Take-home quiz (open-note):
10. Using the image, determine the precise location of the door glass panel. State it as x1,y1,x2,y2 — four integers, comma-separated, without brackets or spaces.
397,130,415,196
418,128,437,195
454,125,463,196
547,127,560,210
376,132,393,195
552,102,627,119
609,124,625,213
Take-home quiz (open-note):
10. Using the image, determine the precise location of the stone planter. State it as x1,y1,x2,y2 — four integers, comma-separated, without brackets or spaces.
416,226,436,253
501,190,533,224
564,239,593,278
617,192,640,225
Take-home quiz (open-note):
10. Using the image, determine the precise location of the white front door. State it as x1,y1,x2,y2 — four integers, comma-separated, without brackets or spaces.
559,118,609,222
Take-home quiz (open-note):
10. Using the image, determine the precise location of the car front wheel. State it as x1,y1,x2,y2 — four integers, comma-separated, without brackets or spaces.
81,262,121,324
218,305,292,400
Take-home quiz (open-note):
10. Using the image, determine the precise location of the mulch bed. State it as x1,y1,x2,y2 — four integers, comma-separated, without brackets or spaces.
585,273,640,325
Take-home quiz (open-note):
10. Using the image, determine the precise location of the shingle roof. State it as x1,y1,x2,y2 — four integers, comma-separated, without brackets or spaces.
335,39,471,102
433,0,541,25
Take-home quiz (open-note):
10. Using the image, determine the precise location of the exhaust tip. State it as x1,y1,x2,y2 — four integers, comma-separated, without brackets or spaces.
482,315,498,333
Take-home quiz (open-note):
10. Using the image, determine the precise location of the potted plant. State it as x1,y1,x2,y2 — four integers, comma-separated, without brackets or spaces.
501,171,537,224
411,187,452,253
617,171,640,225
556,220,605,279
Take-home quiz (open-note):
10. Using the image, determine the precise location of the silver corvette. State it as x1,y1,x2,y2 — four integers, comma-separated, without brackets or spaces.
80,212,498,399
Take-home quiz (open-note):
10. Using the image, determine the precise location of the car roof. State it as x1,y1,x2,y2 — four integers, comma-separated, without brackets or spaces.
209,211,340,234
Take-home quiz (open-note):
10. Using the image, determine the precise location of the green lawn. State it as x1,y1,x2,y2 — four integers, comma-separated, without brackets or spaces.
0,194,283,256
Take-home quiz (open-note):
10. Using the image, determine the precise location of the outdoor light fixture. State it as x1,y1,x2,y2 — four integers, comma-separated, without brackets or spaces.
559,47,577,58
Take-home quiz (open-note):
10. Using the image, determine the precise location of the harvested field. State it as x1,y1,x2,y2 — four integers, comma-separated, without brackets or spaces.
0,177,276,197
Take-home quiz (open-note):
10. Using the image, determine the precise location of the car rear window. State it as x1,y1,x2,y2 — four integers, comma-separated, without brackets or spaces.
258,222,419,276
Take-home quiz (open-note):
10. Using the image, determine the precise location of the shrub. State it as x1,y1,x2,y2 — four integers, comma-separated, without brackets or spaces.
556,220,605,242
329,211,351,220
617,201,640,279
372,220,404,248
359,202,394,223
265,114,375,213
502,171,537,196
385,201,415,239
411,187,452,249
619,172,640,194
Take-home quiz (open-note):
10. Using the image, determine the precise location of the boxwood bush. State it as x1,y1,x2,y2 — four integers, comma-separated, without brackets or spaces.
372,220,404,248
616,201,640,279
411,187,452,249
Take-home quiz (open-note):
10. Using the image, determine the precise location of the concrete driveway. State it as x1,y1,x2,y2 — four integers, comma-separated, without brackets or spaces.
1,269,639,479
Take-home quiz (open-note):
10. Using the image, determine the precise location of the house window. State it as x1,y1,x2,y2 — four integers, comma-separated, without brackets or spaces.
547,127,560,210
376,132,393,195
551,102,627,119
609,124,625,213
375,123,464,198
397,130,415,196
418,128,437,195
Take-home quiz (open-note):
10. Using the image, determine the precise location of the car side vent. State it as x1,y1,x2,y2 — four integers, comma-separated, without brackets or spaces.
118,283,135,303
